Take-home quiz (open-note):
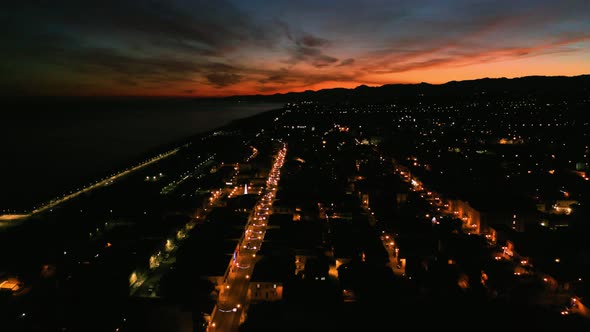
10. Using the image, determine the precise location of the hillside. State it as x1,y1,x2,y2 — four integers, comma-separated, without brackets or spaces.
220,74,590,104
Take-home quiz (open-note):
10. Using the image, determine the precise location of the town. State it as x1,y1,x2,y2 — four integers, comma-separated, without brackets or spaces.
2,92,590,331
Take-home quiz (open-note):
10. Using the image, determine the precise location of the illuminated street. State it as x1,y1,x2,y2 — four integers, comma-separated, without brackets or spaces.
208,144,286,332
0,148,180,221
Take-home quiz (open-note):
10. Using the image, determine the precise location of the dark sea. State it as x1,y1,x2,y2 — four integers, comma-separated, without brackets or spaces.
0,98,283,211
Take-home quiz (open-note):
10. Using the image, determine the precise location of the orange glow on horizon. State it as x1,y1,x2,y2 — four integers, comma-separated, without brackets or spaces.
5,2,590,97
32,50,590,98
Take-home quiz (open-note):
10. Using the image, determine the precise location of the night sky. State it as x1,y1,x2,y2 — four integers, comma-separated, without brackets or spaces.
2,0,590,97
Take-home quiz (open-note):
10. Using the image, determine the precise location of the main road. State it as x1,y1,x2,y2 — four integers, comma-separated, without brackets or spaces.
208,144,286,332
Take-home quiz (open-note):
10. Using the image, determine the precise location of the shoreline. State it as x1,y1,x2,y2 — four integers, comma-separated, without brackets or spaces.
0,105,285,217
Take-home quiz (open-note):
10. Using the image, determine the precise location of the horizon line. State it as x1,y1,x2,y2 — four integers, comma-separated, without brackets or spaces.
3,73,589,100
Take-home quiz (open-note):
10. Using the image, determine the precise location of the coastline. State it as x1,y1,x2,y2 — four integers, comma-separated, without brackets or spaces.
1,101,285,215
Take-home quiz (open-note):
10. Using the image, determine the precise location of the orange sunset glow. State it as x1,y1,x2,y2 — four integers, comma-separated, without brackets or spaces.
2,1,589,97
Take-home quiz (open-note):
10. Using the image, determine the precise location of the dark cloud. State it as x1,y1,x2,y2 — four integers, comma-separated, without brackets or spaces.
0,0,278,93
337,58,355,66
256,67,359,91
13,0,279,56
49,47,202,86
290,45,338,68
259,68,294,85
2,0,590,95
365,34,590,75
116,78,139,87
298,34,330,47
283,29,339,68
205,73,243,87
274,22,339,68
311,54,339,68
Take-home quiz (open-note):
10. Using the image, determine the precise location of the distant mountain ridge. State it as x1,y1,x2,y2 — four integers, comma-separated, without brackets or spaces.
221,74,590,104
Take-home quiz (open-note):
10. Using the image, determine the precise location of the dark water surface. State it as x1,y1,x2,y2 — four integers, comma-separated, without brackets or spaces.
0,98,282,211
